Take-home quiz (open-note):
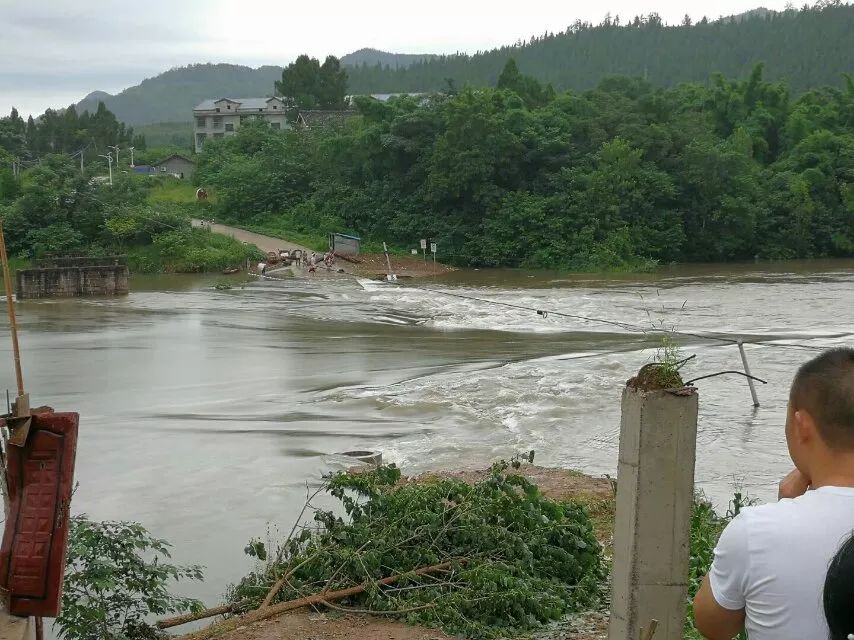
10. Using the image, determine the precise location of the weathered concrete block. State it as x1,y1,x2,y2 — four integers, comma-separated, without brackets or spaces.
15,258,129,299
608,386,699,640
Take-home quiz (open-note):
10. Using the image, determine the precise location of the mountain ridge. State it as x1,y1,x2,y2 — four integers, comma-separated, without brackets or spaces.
63,4,853,127
340,48,437,68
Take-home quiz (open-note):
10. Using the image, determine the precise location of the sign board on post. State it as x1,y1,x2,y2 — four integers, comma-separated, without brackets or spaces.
420,239,427,250
430,243,437,254
411,249,418,255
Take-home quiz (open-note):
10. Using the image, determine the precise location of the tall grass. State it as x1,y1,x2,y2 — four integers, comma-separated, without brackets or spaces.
147,180,214,205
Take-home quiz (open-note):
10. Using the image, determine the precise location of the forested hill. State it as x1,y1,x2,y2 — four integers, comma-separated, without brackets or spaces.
64,3,852,126
346,3,854,94
340,49,436,68
75,64,284,126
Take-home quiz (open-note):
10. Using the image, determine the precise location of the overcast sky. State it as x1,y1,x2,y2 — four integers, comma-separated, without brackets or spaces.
1,0,793,118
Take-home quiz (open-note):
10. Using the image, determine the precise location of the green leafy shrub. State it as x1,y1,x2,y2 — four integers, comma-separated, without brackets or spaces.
229,460,604,639
58,516,203,640
127,228,262,273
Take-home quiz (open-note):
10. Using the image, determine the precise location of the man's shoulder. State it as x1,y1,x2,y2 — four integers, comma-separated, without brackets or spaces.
726,490,851,544
735,494,814,526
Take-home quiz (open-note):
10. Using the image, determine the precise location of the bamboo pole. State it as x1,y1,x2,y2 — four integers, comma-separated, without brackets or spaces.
0,221,25,402
173,561,453,639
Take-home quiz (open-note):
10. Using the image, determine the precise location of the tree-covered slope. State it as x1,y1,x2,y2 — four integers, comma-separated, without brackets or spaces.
346,4,854,94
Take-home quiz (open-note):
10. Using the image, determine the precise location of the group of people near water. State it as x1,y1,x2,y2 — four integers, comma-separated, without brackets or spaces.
256,250,336,277
693,347,854,640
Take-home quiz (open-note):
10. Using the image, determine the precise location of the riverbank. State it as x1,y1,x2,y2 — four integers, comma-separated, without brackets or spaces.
201,462,726,640
346,252,456,279
126,227,262,273
199,220,456,279
186,464,614,640
187,462,724,640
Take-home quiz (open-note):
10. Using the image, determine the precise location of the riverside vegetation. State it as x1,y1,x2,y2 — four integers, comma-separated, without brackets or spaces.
0,99,260,273
0,154,260,273
199,60,854,272
54,460,744,639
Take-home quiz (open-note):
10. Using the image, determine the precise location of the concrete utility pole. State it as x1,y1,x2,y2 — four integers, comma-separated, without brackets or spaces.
128,146,135,167
73,148,85,175
98,153,113,186
108,145,120,167
608,381,699,640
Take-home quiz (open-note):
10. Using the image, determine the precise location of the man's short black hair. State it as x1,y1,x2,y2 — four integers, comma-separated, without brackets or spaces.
791,348,854,449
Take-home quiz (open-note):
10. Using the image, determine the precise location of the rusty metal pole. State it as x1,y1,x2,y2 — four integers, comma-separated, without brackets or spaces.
0,221,26,405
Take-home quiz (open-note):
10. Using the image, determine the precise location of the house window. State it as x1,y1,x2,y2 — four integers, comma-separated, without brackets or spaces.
195,117,206,128
227,105,231,110
271,122,281,130
225,123,234,132
213,116,223,128
215,107,220,113
258,108,263,112
196,132,207,147
272,105,278,109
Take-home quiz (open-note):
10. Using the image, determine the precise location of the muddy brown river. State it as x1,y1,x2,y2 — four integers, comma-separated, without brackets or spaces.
2,260,853,609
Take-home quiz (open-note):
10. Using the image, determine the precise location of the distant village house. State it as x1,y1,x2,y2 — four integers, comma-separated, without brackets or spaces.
153,154,196,179
193,97,291,152
130,154,196,179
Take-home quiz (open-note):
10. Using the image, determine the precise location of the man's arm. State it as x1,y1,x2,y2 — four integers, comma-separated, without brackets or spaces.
693,510,752,640
778,467,810,499
693,574,745,640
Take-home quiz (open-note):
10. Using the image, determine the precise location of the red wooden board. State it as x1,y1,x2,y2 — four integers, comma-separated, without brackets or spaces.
0,412,78,617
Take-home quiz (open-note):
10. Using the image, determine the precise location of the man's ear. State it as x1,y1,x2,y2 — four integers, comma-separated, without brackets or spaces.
794,409,818,444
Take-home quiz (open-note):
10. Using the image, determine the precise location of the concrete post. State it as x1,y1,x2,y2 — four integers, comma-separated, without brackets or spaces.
608,385,699,640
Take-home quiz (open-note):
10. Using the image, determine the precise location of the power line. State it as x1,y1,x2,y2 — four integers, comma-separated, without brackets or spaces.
409,283,739,344
393,282,850,352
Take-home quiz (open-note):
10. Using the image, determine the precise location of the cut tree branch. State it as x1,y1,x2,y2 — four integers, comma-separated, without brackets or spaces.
174,561,457,640
157,601,249,630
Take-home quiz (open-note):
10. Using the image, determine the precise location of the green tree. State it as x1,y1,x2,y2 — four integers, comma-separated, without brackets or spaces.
319,56,349,109
195,65,854,271
496,58,554,107
57,516,203,640
275,54,349,110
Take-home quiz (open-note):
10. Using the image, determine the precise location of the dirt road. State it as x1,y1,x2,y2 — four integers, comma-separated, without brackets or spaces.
194,220,454,279
192,220,313,255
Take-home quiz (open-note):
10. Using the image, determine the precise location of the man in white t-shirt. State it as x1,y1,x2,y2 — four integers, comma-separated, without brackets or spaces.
693,347,854,640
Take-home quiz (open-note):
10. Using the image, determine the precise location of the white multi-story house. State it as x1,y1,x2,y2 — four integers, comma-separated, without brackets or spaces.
192,97,290,152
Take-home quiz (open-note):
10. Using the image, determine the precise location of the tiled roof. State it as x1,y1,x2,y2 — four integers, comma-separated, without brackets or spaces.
193,97,285,111
153,154,195,166
297,110,358,127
